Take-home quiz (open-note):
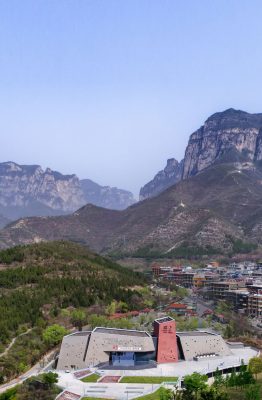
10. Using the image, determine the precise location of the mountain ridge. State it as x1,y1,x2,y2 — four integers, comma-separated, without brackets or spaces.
0,160,261,257
141,108,262,199
2,109,262,258
0,161,136,220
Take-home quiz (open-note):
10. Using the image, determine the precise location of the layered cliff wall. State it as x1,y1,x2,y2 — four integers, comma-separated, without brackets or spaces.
182,108,262,178
0,162,135,219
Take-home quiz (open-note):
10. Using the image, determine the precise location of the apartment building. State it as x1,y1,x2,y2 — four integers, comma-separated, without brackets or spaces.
225,289,249,312
248,294,262,319
207,281,242,300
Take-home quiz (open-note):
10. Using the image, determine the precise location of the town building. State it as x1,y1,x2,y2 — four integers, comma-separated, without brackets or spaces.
248,294,262,319
166,303,196,317
225,289,249,312
57,317,231,371
176,331,231,361
207,281,243,300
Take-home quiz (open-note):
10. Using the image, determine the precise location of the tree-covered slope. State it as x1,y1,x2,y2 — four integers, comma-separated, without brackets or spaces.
0,241,145,349
0,241,147,382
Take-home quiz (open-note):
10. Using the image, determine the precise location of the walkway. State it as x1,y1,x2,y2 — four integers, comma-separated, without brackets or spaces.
0,328,32,358
58,372,160,400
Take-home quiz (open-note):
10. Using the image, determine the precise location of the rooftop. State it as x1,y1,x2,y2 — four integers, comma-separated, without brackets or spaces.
227,289,249,294
154,316,174,324
93,327,150,337
71,331,91,337
177,331,216,337
168,303,187,309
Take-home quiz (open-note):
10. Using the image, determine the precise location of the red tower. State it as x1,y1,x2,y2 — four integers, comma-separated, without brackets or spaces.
153,317,178,363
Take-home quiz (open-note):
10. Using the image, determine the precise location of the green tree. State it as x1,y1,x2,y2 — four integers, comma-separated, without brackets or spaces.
248,357,262,380
224,324,233,339
106,300,117,315
117,301,129,313
237,362,255,387
139,314,146,326
245,384,260,400
0,386,17,400
227,369,237,387
42,324,68,346
213,368,224,389
200,387,229,400
159,387,174,400
18,362,27,373
70,309,86,331
41,372,58,388
183,372,208,399
176,287,188,298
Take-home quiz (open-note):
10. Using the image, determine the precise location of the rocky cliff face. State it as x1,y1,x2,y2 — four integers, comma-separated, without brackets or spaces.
182,108,262,178
140,109,262,199
81,179,135,210
139,158,183,200
0,162,136,220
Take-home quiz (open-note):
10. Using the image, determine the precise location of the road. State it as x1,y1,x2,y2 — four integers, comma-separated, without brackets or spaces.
0,328,32,358
186,295,215,316
0,348,57,394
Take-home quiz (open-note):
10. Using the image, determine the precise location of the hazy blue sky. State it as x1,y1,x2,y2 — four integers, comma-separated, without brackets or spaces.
1,0,262,196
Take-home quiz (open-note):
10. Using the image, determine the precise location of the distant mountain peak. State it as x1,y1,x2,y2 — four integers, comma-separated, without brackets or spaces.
139,158,183,200
0,161,136,221
208,108,249,118
183,109,262,179
140,108,262,200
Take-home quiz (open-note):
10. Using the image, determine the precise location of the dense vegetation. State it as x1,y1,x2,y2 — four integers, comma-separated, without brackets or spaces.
113,237,258,260
129,243,220,259
0,372,61,400
135,363,262,400
0,241,146,381
132,239,258,259
231,238,257,254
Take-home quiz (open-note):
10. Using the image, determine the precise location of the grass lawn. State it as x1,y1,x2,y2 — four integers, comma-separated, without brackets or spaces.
82,398,112,400
135,388,164,400
81,373,100,383
120,376,177,384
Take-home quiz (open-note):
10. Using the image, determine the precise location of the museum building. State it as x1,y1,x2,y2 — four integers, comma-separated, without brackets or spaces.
57,316,231,371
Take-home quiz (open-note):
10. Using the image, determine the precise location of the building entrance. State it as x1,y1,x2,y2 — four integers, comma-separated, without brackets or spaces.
111,351,135,366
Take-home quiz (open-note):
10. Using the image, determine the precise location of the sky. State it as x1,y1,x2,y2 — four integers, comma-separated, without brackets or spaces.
1,0,262,197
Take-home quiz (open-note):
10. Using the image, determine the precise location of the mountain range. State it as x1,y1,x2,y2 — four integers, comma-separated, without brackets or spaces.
140,108,262,199
1,108,262,258
0,162,136,222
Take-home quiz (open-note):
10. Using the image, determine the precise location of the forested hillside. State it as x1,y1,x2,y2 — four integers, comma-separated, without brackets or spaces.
0,241,146,381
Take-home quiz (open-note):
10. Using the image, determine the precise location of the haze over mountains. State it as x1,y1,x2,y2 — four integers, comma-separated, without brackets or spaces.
2,108,262,258
0,162,136,225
